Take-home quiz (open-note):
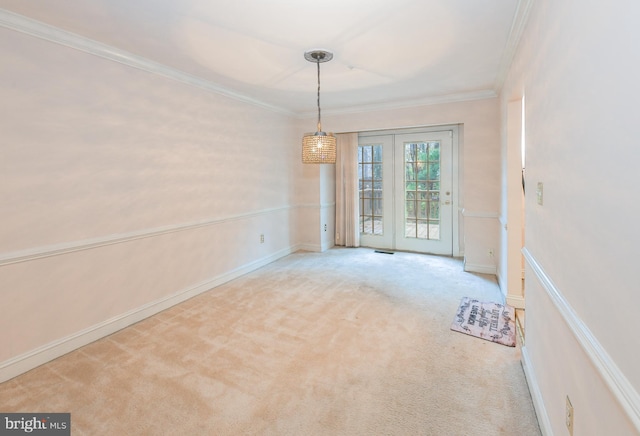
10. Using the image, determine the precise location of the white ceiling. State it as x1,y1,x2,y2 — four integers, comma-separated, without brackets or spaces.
0,0,522,115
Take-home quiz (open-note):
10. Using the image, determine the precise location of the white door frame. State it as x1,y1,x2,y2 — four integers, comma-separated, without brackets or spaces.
358,125,460,256
506,100,525,308
394,131,453,255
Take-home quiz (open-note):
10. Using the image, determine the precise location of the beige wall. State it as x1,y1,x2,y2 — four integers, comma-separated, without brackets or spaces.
500,0,640,434
0,27,300,380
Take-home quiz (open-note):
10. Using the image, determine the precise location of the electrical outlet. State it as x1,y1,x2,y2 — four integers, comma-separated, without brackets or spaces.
566,395,574,435
324,224,327,232
260,234,264,243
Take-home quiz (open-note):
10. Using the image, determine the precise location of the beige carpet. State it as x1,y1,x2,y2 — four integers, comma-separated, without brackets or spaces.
0,248,541,435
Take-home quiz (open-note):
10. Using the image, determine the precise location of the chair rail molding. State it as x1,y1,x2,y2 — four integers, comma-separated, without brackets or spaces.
523,247,640,432
461,209,500,219
0,206,294,266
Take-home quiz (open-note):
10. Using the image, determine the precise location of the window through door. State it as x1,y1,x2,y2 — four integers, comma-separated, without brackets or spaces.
357,129,456,255
403,141,442,240
358,144,383,236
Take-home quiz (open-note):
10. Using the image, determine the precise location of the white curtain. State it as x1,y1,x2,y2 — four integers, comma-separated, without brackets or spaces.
335,133,360,247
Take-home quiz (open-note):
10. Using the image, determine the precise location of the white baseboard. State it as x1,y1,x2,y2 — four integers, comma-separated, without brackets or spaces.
521,346,552,436
463,262,497,275
296,243,323,252
0,246,295,383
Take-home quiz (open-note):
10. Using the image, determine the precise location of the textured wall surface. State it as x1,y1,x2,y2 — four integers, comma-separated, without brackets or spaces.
500,0,640,434
0,27,299,374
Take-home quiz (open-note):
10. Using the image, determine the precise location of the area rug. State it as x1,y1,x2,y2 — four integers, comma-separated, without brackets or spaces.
451,297,516,347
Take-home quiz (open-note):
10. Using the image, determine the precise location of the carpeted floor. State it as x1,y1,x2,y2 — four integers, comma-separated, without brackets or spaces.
0,248,541,435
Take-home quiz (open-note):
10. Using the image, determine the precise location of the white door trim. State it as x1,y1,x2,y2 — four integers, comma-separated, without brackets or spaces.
358,125,460,256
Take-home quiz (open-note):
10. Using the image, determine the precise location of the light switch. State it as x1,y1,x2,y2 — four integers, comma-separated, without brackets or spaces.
536,182,543,205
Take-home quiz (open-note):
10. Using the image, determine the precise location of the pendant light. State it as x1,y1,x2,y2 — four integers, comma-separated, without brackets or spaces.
302,50,336,164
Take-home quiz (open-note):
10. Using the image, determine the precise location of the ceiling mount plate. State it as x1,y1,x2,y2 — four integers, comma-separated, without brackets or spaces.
304,50,333,63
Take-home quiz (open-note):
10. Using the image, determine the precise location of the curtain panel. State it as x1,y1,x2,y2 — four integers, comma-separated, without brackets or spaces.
335,133,360,247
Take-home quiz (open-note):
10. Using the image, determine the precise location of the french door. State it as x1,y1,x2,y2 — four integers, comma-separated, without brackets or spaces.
358,130,454,255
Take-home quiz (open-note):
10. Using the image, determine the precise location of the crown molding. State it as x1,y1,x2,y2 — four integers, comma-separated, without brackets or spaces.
493,0,535,93
1,6,525,121
0,9,294,116
299,89,498,119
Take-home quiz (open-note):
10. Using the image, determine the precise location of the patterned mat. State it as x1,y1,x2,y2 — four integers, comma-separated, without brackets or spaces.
451,297,516,347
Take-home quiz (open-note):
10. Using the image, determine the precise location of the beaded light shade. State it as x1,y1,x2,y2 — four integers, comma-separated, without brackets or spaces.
302,50,336,164
302,131,336,163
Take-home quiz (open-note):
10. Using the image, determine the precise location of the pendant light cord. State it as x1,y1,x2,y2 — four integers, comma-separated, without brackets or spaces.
316,59,322,132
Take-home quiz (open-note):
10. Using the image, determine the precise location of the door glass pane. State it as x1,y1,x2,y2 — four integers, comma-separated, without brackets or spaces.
373,164,383,180
373,146,382,162
405,221,415,238
418,201,428,219
429,201,440,219
417,142,428,157
428,163,440,180
417,163,428,180
429,222,440,240
405,163,415,181
429,143,440,160
359,144,384,235
406,201,416,218
404,141,441,240
362,146,372,162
